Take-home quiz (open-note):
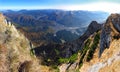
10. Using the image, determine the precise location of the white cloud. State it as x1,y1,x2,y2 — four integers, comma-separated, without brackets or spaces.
1,2,120,13
55,2,120,13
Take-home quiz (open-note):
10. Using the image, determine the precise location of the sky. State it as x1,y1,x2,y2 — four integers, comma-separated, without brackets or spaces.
0,0,120,13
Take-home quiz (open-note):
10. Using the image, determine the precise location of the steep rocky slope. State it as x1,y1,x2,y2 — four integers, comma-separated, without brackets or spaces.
0,13,55,72
79,13,120,72
99,14,120,57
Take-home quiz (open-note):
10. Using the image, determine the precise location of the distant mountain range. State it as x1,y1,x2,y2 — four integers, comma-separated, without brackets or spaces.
3,10,109,27
2,10,109,46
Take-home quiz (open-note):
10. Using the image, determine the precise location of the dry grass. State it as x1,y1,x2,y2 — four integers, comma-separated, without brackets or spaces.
0,14,43,72
0,44,9,72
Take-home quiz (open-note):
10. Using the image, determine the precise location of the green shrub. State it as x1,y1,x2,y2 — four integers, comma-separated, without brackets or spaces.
79,38,91,67
30,49,35,56
69,53,78,63
86,32,100,61
78,32,100,69
58,53,78,64
58,58,69,63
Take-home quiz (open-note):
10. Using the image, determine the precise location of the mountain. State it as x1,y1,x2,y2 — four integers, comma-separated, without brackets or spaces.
3,10,109,46
3,10,108,27
33,20,102,68
1,11,120,72
79,13,120,72
60,14,120,72
33,13,120,72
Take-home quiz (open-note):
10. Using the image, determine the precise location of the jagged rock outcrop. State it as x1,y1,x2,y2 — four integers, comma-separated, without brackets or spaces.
80,14,120,72
99,14,120,57
80,34,120,72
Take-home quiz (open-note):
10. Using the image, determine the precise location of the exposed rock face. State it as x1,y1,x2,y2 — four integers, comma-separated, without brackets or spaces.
111,14,120,32
99,14,120,57
80,36,120,72
80,14,120,72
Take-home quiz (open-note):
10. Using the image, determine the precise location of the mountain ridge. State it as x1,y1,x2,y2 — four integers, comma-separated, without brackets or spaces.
80,13,120,72
1,11,120,72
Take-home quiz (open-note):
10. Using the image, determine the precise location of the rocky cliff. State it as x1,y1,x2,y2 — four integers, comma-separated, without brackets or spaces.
79,14,120,72
99,14,120,57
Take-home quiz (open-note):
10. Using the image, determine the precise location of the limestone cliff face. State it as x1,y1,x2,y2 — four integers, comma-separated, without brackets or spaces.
80,14,120,72
99,14,120,57
80,36,120,72
0,13,54,72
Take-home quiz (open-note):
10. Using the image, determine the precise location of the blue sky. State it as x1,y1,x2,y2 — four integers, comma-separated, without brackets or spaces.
0,0,119,6
0,0,120,13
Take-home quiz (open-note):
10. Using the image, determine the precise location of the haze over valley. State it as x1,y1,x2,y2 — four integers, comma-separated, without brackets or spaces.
2,10,109,46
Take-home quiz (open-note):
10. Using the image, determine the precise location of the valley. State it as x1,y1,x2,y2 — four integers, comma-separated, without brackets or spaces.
2,10,109,46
